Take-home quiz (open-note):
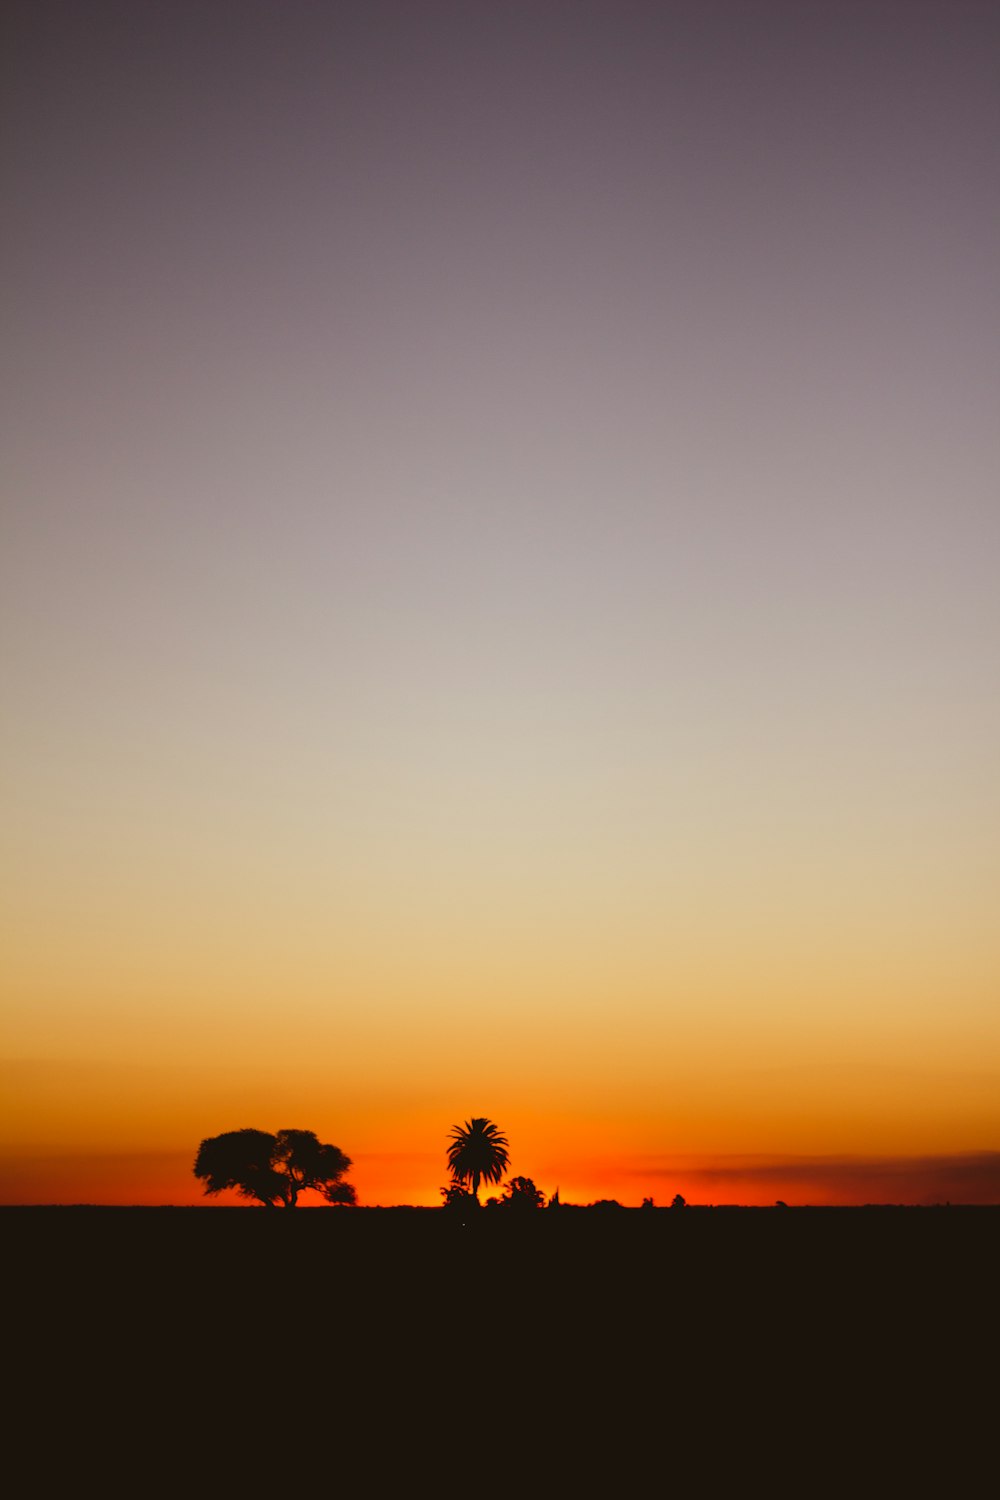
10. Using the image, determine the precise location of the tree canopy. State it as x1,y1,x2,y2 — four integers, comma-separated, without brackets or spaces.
193,1128,356,1207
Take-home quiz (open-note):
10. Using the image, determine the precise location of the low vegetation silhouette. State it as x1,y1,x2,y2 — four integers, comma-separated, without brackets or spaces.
193,1127,355,1207
440,1181,479,1211
494,1175,545,1211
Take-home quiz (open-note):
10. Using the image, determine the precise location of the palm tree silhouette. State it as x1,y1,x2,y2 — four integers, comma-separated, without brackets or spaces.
447,1117,510,1203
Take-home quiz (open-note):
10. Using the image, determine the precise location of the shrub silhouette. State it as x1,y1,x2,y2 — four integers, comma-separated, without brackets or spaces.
499,1176,545,1211
440,1182,478,1212
446,1117,510,1203
194,1127,355,1207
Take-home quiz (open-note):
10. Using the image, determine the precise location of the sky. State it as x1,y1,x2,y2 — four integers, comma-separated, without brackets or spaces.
2,0,998,1207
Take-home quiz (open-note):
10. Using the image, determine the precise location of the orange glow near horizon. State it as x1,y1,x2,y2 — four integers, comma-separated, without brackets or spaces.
3,961,999,1207
3,1096,999,1208
3,950,998,1206
4,1145,999,1209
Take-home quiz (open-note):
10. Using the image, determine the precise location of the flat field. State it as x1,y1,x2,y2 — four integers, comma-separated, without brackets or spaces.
8,1205,995,1484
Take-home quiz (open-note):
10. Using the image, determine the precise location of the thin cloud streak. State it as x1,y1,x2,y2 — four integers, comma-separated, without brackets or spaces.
639,1153,1000,1206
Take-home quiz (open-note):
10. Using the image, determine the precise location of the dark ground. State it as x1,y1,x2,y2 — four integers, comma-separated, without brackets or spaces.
7,1205,996,1487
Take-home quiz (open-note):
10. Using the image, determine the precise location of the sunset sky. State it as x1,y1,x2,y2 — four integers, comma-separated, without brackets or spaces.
3,1,998,1207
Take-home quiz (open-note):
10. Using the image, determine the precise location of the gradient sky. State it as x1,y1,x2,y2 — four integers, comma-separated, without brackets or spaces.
3,1,998,1206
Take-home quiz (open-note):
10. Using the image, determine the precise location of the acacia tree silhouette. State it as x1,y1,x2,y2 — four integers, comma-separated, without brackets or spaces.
193,1127,356,1207
446,1117,510,1204
271,1130,355,1207
193,1129,284,1207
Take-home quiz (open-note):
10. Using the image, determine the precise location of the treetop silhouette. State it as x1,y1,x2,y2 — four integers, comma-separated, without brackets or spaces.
446,1117,510,1203
193,1127,356,1207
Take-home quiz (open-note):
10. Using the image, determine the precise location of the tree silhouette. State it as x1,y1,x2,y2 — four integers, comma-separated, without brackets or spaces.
193,1129,286,1207
193,1127,355,1207
440,1182,478,1212
271,1129,356,1207
446,1117,509,1203
499,1176,545,1211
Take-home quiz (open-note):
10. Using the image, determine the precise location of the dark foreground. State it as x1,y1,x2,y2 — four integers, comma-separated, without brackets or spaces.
8,1202,997,1342
8,1205,997,1486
